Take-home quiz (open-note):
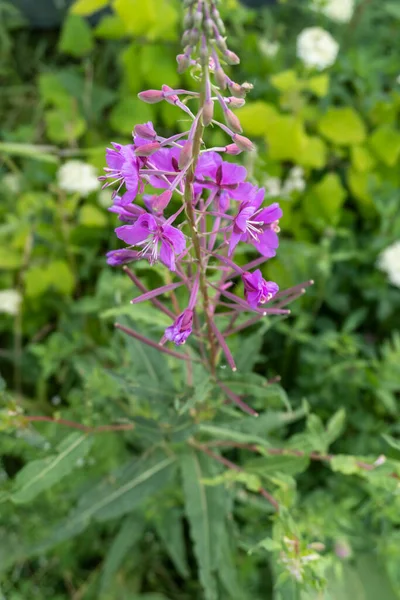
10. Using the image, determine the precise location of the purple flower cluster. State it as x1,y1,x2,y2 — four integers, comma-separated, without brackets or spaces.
104,0,310,374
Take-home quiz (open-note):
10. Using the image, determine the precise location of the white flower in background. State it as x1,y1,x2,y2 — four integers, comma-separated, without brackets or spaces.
264,176,282,198
2,173,21,194
311,0,355,23
0,290,22,316
97,189,112,209
259,39,280,58
297,27,339,70
377,241,400,288
282,167,306,195
57,160,100,197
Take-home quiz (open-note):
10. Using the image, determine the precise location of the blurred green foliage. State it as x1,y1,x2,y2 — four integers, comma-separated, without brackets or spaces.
1,0,400,598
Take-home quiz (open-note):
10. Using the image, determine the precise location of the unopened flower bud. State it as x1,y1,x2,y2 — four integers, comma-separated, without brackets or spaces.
134,122,157,140
225,143,242,155
241,81,254,93
205,18,214,37
181,30,191,46
189,28,200,46
193,9,203,28
183,12,193,29
177,53,191,73
138,89,163,104
202,99,214,126
224,109,242,133
216,36,227,53
216,17,225,34
227,97,245,108
179,141,193,169
229,82,246,98
200,45,209,66
134,141,161,157
215,67,227,90
162,85,178,105
224,50,240,65
232,134,255,152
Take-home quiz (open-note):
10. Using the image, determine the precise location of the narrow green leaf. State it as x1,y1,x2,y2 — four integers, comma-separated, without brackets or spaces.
99,513,145,596
155,507,190,579
180,449,227,600
11,433,92,504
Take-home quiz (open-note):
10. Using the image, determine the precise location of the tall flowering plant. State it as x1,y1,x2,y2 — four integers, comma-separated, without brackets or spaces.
103,0,309,393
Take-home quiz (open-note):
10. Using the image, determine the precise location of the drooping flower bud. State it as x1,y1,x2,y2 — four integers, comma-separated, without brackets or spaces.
229,82,246,98
224,109,242,133
224,50,240,65
179,141,193,169
106,249,141,266
226,97,246,108
214,69,226,92
205,18,214,37
134,141,161,157
202,99,214,126
162,84,179,105
225,143,242,155
134,122,157,140
242,270,279,309
189,28,200,46
232,134,255,152
138,89,164,104
164,309,193,345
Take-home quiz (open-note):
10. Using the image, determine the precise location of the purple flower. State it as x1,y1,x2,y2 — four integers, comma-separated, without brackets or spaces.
242,270,279,309
101,143,141,205
115,213,186,271
106,249,142,266
164,309,193,345
229,188,282,257
195,152,247,210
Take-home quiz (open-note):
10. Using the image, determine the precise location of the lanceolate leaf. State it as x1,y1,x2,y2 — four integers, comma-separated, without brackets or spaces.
99,513,145,596
10,433,92,504
23,451,177,560
180,449,228,600
154,507,190,579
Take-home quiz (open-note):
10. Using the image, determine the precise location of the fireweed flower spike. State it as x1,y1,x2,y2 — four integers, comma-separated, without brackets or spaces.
105,0,311,406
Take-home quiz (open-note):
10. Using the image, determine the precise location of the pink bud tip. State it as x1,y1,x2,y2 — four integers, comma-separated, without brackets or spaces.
225,109,242,134
224,50,240,65
202,99,214,126
134,141,161,157
138,90,164,104
178,141,193,169
232,134,255,152
225,143,242,155
134,123,157,140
